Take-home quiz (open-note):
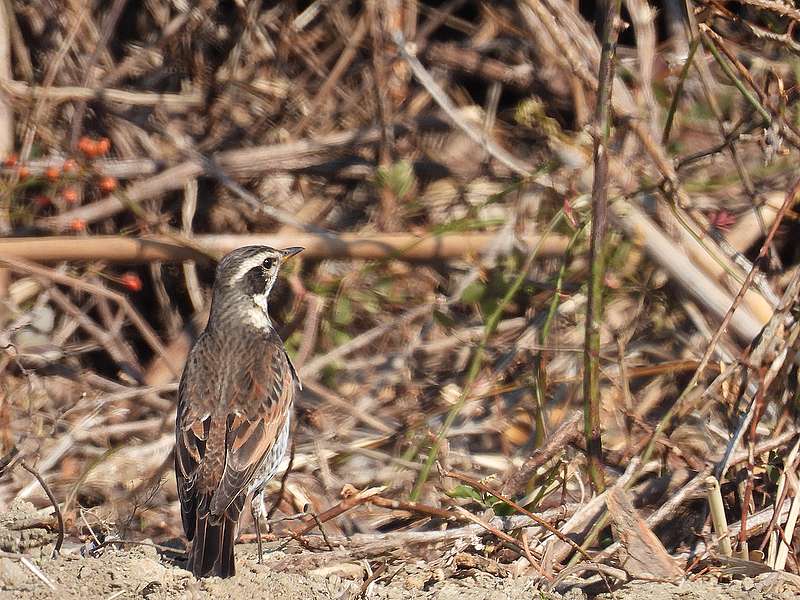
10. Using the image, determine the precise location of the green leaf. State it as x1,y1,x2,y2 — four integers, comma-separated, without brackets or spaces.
332,327,352,346
446,484,483,502
490,500,515,516
460,281,486,304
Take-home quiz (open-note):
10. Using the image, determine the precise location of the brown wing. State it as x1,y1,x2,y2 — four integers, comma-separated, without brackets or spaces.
175,328,295,538
175,331,219,538
210,335,295,516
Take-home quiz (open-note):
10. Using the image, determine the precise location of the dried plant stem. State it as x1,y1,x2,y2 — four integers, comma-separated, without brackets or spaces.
19,461,64,558
699,26,772,126
735,0,800,20
0,0,13,234
453,506,541,569
444,468,593,562
0,2,13,154
584,0,622,495
639,176,800,468
774,476,800,571
611,200,764,342
766,437,800,566
0,79,203,110
502,410,582,497
0,232,569,264
0,552,55,591
391,31,534,178
38,126,386,231
288,486,385,540
0,254,179,375
706,476,733,556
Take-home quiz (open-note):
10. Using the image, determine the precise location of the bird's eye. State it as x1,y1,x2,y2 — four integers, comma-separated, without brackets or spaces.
262,258,275,270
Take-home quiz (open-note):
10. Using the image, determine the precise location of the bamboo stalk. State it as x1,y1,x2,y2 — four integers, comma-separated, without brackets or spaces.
0,232,569,263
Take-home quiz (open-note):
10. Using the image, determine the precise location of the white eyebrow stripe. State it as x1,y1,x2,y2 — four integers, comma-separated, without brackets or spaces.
231,253,272,282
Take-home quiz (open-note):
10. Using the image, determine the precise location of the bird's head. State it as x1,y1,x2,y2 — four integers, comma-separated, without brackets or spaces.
211,245,303,327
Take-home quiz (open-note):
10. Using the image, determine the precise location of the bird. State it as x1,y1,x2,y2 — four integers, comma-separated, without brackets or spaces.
175,245,303,578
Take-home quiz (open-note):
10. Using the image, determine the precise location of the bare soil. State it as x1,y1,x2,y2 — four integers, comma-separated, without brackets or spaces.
3,545,799,600
1,502,799,600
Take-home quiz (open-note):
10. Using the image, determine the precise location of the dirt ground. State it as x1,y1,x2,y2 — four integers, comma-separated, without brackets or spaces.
2,501,799,600
4,546,799,600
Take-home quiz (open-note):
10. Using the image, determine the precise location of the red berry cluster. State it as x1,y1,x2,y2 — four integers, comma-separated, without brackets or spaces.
2,137,119,221
78,136,111,158
4,139,144,294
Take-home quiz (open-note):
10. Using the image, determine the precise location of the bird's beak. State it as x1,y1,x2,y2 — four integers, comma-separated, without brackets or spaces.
280,246,304,262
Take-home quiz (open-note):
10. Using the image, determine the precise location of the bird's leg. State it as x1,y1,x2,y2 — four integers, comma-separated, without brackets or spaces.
251,492,266,564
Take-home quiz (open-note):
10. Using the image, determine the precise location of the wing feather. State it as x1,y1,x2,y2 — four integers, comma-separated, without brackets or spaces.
210,338,294,514
176,328,296,527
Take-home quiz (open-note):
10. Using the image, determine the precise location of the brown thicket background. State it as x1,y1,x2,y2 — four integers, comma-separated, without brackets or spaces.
1,0,800,588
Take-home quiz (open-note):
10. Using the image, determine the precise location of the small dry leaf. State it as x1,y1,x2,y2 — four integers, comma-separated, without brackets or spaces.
606,486,684,582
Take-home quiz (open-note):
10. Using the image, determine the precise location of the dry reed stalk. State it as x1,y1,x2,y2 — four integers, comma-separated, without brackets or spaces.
0,232,570,263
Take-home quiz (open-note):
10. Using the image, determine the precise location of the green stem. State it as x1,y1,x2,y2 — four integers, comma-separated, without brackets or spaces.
532,223,586,448
409,210,565,500
584,0,622,495
700,30,772,125
662,37,700,145
541,222,586,344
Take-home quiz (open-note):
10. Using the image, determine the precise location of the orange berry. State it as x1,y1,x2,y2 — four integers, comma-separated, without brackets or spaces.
17,166,30,179
96,138,111,155
98,176,118,193
69,218,86,231
78,136,96,157
120,272,142,292
62,187,79,204
62,159,78,175
45,166,60,181
3,153,18,167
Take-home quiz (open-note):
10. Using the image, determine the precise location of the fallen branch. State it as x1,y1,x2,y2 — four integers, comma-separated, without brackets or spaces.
442,468,593,563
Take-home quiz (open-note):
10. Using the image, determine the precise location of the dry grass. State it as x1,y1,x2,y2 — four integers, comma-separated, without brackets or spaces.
1,0,800,592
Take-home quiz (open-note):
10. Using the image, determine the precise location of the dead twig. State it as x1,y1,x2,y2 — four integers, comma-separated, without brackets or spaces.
442,468,594,563
502,410,582,497
0,551,56,591
18,461,63,558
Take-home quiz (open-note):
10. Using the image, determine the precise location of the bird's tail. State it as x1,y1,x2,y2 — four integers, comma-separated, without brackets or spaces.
188,497,242,578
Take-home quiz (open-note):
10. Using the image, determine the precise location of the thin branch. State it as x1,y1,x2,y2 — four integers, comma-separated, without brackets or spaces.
19,461,64,558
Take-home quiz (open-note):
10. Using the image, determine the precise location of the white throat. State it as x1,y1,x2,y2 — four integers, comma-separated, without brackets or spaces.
246,292,272,328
